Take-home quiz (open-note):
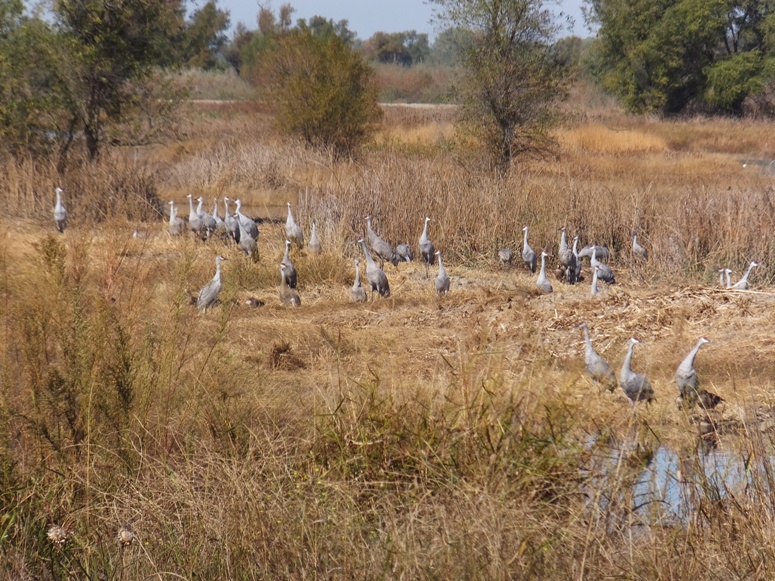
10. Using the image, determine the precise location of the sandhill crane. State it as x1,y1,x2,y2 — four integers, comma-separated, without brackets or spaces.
580,322,616,392
280,240,297,289
308,221,322,254
237,217,258,261
54,187,67,233
578,244,610,261
223,197,240,243
435,250,450,295
731,261,758,290
358,238,390,299
620,338,654,407
675,337,719,410
558,227,577,283
632,232,648,260
234,199,259,240
365,216,398,268
197,255,227,312
211,199,226,235
351,258,367,302
572,236,582,281
718,268,732,288
186,193,203,237
591,264,601,296
196,197,217,238
395,243,413,263
536,251,553,294
591,247,615,284
419,217,436,277
522,226,537,273
498,247,513,266
168,201,185,236
286,202,304,248
279,264,301,306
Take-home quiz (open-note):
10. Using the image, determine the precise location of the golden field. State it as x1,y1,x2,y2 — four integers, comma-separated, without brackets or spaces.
2,86,775,578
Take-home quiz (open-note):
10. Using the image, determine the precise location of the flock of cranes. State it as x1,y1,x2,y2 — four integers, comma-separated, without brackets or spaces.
51,187,758,418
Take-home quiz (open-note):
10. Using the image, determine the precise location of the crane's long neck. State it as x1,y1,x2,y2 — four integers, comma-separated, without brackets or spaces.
212,200,219,218
169,204,175,224
188,196,195,216
421,219,429,242
235,200,242,217
740,263,755,283
224,199,231,216
622,343,635,374
591,247,598,266
56,191,61,206
680,340,704,370
196,198,203,214
572,238,579,255
633,233,638,246
559,230,567,252
283,243,290,261
367,217,374,235
214,262,222,283
360,241,376,268
287,206,294,225
355,261,361,282
539,254,546,277
582,326,594,356
523,227,529,247
719,270,725,287
591,268,599,294
438,253,445,274
311,222,317,237
725,270,732,288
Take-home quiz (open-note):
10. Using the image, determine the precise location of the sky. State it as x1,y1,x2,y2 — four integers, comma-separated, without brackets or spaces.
216,0,591,41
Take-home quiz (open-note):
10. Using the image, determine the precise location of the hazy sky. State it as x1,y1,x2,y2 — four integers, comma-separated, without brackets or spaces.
216,0,591,41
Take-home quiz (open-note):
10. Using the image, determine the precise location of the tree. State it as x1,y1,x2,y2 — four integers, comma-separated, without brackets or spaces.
429,26,475,66
585,0,775,114
361,30,430,65
182,1,230,69
55,0,183,159
430,0,569,175
252,19,382,157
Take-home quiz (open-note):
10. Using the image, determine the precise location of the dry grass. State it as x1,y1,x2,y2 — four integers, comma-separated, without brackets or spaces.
3,97,775,578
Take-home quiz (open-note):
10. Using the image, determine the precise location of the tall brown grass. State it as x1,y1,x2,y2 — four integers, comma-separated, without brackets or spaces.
2,92,775,578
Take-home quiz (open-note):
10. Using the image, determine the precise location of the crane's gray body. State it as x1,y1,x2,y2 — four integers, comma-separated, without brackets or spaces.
351,259,367,302
308,221,322,254
168,201,185,236
279,264,301,306
366,216,398,268
591,247,615,284
281,240,297,288
620,339,654,404
536,251,553,294
580,322,616,391
522,226,537,273
435,251,450,295
359,239,390,298
197,256,226,311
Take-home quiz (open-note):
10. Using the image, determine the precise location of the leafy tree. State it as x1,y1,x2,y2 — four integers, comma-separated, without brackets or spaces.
302,15,357,46
222,22,255,73
182,0,230,70
585,0,775,114
55,0,184,159
430,0,569,175
429,26,475,66
362,30,429,65
251,18,382,157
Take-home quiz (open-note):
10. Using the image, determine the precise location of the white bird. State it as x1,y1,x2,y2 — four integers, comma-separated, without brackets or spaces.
591,264,601,296
579,322,617,392
197,255,227,312
536,251,552,294
435,250,450,295
281,240,297,288
168,201,185,236
591,247,615,284
718,268,732,288
675,337,709,404
358,238,390,299
186,193,203,237
286,202,304,248
419,217,436,278
197,197,217,237
730,261,758,290
279,263,301,306
619,338,654,406
54,187,67,233
223,197,240,243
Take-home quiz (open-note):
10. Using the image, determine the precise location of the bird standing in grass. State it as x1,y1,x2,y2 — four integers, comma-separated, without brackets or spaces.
308,220,322,254
435,250,450,295
279,263,301,306
286,202,304,248
168,201,185,236
359,238,390,299
235,199,259,240
366,215,398,268
223,197,240,243
731,261,758,290
620,338,654,407
186,193,203,238
632,232,648,261
522,226,537,273
580,322,617,392
351,258,367,302
419,217,436,278
197,255,227,312
675,337,723,410
281,240,297,288
395,243,414,263
536,250,553,294
54,187,67,233
591,247,615,284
